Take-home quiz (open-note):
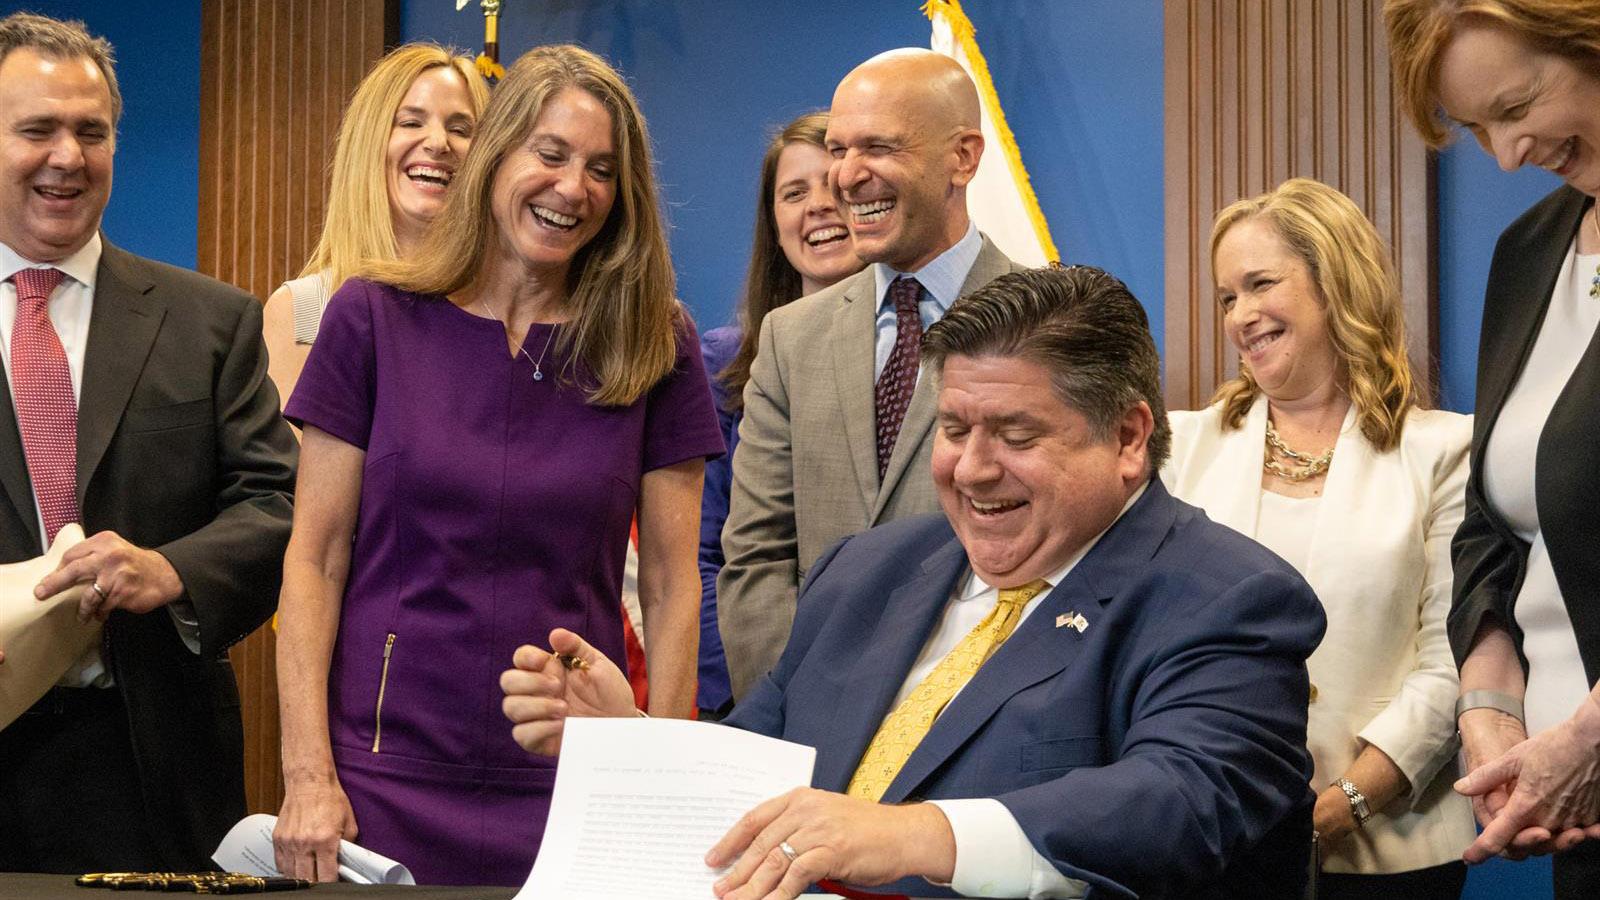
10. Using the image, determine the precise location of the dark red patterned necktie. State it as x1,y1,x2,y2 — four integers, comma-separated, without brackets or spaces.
10,267,79,543
874,276,925,480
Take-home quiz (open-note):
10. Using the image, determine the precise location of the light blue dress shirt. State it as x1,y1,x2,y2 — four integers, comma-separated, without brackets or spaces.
871,222,983,379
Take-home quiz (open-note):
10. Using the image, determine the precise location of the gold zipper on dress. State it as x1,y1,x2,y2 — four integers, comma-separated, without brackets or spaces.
372,633,396,753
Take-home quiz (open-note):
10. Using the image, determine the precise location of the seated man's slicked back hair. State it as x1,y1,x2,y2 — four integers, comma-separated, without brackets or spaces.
922,265,1171,474
0,12,121,124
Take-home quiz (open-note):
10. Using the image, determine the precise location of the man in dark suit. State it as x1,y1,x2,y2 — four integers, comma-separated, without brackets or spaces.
0,13,296,873
503,266,1323,899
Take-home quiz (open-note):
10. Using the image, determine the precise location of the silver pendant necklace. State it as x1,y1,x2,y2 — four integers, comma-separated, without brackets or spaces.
478,298,557,381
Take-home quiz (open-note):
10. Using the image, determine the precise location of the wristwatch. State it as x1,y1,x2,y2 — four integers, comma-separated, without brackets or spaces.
1336,777,1372,828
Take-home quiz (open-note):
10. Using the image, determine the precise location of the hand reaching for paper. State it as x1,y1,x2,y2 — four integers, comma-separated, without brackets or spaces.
500,628,638,756
705,788,956,900
33,530,184,623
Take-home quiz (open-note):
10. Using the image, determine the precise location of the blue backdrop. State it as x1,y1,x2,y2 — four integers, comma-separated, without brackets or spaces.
1436,141,1560,412
12,0,1562,422
400,0,1167,351
10,2,1569,893
0,0,200,270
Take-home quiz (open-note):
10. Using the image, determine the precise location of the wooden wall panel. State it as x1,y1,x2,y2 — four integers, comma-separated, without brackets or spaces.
1164,0,1436,411
199,0,394,815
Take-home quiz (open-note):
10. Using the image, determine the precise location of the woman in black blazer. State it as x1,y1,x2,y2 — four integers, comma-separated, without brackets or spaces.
1387,1,1600,895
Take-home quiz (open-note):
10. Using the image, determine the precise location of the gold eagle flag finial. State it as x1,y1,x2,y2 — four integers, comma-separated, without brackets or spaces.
457,0,505,82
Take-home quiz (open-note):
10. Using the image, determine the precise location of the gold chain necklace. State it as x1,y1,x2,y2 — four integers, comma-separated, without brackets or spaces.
1263,418,1333,482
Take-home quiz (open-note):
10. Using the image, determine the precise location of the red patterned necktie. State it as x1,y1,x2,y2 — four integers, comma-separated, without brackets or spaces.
10,267,79,543
874,276,925,480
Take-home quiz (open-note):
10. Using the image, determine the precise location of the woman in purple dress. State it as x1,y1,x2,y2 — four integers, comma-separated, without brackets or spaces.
272,45,723,886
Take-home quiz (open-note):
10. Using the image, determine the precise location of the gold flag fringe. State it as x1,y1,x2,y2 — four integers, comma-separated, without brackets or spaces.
922,0,1060,263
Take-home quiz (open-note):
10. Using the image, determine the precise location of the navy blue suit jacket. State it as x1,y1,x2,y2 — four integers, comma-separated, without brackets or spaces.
726,480,1324,899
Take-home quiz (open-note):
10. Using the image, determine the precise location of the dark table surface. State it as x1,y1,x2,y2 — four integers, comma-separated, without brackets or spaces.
0,874,519,899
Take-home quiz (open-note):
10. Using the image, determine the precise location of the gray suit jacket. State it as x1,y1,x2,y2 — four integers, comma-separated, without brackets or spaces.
717,236,1021,699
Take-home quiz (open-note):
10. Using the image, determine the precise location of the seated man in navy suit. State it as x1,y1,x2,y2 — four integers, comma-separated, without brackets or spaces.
501,265,1324,899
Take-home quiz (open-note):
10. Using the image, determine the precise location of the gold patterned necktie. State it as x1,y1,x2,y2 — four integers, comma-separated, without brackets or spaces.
846,578,1051,801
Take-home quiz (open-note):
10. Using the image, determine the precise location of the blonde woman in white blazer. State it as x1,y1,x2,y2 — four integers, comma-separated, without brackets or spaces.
1162,179,1475,899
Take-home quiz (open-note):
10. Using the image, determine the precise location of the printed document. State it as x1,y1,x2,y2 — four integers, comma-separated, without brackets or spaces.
515,717,816,899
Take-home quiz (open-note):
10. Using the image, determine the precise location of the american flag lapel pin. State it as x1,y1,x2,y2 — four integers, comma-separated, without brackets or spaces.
1056,611,1088,633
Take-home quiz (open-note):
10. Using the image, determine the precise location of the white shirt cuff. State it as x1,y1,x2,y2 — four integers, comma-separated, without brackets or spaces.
167,599,202,654
927,798,1087,899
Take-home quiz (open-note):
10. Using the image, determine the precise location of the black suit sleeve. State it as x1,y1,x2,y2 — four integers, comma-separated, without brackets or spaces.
1446,477,1527,671
156,295,297,657
1440,193,1568,672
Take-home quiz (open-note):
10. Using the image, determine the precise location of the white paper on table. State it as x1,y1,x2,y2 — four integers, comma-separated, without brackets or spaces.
212,813,416,885
0,524,96,731
515,717,817,900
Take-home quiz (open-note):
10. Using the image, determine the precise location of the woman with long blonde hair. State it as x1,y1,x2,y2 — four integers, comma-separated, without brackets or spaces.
272,45,722,885
1162,178,1475,898
262,42,488,405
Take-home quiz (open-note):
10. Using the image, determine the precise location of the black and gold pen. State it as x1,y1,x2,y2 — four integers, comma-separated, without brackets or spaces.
195,876,313,894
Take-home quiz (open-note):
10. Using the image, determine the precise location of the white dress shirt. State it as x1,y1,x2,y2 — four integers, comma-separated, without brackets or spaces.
0,235,200,687
0,235,99,443
1,236,107,686
871,221,982,379
1253,491,1319,576
909,483,1146,899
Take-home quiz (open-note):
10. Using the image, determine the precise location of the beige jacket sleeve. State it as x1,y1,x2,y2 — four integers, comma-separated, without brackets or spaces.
717,311,801,700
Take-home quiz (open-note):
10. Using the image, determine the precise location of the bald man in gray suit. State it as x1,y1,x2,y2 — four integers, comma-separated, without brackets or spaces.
718,49,1025,700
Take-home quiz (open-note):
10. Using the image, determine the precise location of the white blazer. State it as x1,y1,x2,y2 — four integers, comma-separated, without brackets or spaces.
1162,396,1477,874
